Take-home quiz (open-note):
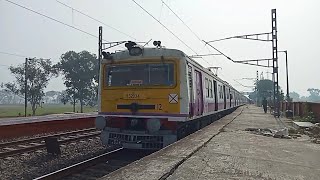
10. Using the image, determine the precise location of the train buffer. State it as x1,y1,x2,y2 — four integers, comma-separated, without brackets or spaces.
101,105,320,180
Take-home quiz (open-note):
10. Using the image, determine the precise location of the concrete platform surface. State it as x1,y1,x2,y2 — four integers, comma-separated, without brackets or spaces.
102,105,320,180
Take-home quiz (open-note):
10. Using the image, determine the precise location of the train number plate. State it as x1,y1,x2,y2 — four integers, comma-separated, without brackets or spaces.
123,92,145,99
122,143,142,149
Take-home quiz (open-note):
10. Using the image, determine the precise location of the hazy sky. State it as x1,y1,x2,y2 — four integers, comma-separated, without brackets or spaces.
1,0,319,96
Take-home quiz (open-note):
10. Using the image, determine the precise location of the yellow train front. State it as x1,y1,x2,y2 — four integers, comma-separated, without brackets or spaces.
95,43,247,149
95,45,189,149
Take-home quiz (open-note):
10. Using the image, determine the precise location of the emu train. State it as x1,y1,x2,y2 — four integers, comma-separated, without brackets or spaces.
95,42,247,149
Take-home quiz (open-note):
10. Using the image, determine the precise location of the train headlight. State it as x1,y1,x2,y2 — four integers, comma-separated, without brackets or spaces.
147,118,161,133
95,116,106,130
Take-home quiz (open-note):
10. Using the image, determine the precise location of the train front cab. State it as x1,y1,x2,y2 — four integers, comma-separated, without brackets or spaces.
96,54,188,150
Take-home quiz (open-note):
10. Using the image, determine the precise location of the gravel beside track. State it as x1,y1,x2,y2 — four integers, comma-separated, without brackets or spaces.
0,128,99,158
35,148,152,180
0,135,106,179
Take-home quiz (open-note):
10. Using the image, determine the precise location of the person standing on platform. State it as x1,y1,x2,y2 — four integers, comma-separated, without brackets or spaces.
262,97,268,113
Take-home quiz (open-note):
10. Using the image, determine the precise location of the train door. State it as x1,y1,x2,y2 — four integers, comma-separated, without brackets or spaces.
214,81,218,111
229,89,232,108
223,85,226,109
188,66,193,117
194,70,203,116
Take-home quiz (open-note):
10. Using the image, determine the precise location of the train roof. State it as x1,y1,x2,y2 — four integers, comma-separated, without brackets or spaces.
105,47,185,61
103,47,241,94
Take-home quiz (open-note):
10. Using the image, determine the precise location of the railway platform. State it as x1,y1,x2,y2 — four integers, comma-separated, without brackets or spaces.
0,113,97,139
102,105,320,180
0,112,97,126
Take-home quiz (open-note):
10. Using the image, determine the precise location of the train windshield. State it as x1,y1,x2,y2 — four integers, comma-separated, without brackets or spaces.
106,63,174,87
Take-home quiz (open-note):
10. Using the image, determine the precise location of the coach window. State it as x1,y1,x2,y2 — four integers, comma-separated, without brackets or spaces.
221,86,223,99
220,86,224,99
205,78,209,98
227,89,229,99
218,85,222,99
209,80,213,98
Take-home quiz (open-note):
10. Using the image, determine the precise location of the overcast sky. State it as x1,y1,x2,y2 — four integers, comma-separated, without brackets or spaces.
1,0,319,96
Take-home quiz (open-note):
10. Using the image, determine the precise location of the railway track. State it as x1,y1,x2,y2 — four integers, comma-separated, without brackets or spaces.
0,128,100,158
33,147,152,180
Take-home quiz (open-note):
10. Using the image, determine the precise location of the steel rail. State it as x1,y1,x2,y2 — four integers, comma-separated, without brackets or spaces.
0,128,96,148
0,131,100,158
33,147,124,180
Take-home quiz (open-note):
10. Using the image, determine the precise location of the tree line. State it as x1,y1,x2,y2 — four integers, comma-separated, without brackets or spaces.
248,79,285,106
1,50,98,115
290,89,320,102
249,79,320,105
0,90,63,104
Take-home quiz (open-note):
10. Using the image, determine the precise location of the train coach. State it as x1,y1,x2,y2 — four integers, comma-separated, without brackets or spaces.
95,41,247,149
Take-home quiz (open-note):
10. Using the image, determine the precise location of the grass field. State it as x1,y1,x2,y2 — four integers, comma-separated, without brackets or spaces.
0,104,97,118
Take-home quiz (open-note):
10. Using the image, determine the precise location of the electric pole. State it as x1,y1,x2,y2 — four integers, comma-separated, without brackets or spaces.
256,70,259,105
24,58,28,117
204,9,280,117
278,50,289,101
97,26,102,112
284,51,289,101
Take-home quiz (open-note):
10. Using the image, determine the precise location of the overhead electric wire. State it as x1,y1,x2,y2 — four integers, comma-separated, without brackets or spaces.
4,0,109,42
161,1,268,80
131,0,198,55
160,0,227,67
0,64,10,67
195,45,212,67
161,0,202,42
189,53,223,58
207,32,272,43
160,0,209,64
203,41,235,62
56,0,137,40
233,79,255,88
158,1,164,21
0,51,25,58
162,2,235,63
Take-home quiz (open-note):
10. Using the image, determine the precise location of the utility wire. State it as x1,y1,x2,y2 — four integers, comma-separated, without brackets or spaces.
160,0,208,63
56,0,137,40
134,0,246,91
161,0,202,42
0,51,25,58
0,64,10,67
233,79,255,88
160,1,224,67
203,41,234,62
158,1,164,22
203,41,239,88
162,2,234,64
4,0,109,42
131,0,198,55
